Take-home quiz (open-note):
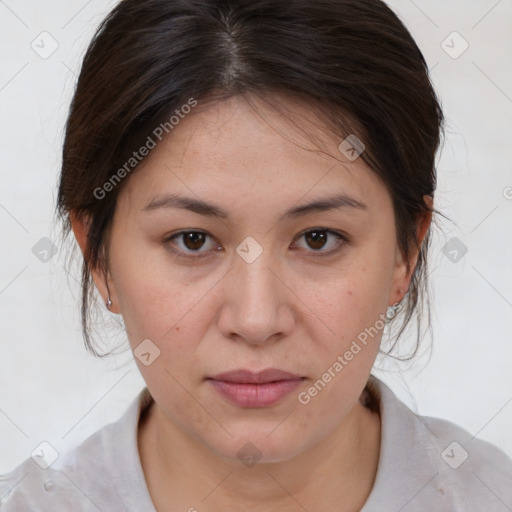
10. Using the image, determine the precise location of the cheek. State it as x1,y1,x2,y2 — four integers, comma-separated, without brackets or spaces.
108,228,204,337
306,249,394,339
295,245,395,395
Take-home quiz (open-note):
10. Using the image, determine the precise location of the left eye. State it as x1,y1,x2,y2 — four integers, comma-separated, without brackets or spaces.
292,229,345,254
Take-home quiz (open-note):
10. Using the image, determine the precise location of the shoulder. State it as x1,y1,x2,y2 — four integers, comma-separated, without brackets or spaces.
362,376,512,512
421,412,512,474
0,388,155,512
0,427,113,511
420,413,512,498
0,419,125,511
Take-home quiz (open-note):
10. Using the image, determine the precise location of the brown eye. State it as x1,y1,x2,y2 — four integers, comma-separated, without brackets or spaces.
305,230,328,250
293,228,346,255
166,231,219,257
182,231,206,250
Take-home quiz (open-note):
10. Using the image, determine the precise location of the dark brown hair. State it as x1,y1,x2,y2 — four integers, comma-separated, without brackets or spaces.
57,0,444,357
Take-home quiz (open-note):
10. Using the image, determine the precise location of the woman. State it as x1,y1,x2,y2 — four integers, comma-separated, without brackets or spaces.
2,0,511,510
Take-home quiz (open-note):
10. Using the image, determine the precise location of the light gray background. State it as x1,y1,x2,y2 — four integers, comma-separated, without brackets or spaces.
1,0,511,474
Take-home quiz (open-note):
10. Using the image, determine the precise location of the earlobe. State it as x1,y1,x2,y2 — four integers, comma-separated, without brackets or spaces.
70,212,120,314
391,249,410,305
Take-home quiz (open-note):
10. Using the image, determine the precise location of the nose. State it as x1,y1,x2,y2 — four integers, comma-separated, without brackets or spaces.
217,251,295,346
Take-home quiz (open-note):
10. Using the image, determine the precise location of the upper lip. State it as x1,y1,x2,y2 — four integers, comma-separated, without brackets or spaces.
209,369,303,384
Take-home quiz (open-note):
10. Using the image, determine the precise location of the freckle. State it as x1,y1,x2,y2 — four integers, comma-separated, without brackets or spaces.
175,326,180,332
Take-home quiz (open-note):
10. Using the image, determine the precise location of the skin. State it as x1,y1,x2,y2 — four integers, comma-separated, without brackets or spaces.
72,93,432,511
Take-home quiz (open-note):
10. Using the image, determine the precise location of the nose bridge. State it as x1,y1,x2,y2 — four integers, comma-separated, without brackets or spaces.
233,245,280,313
219,240,293,344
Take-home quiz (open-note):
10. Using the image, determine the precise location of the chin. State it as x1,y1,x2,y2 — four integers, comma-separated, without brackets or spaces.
204,427,308,466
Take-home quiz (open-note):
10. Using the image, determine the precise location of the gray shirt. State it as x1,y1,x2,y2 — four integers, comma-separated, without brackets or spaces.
1,376,511,511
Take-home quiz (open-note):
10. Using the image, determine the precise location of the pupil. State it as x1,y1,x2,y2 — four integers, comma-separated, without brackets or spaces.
306,230,326,250
185,232,205,250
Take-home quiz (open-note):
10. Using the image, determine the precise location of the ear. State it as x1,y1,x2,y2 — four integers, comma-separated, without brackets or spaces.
70,212,120,314
389,195,433,305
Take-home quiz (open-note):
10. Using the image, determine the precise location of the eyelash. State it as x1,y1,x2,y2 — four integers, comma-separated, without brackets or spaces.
163,228,349,260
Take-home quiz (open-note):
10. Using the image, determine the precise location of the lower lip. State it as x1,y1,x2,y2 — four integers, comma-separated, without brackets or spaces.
208,379,304,408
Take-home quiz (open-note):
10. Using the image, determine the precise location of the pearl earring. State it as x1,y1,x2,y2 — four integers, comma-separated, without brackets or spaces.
385,305,397,321
106,297,112,309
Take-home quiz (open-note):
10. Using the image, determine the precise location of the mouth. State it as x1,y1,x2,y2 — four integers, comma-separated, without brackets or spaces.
207,369,306,408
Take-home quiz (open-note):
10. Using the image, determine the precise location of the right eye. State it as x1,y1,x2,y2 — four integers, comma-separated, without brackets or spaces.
163,230,222,259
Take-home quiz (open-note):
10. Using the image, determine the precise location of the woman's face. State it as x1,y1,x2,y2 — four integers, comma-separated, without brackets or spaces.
100,94,412,463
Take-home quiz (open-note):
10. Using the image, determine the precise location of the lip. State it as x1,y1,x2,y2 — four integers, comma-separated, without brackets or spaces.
207,369,305,408
211,369,302,384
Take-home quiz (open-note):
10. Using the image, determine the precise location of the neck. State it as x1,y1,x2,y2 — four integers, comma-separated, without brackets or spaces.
138,392,381,511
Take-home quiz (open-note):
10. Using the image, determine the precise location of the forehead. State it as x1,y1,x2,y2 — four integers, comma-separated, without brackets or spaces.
118,94,391,216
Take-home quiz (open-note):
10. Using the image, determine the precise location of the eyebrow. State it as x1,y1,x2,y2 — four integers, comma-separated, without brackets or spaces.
143,192,368,219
